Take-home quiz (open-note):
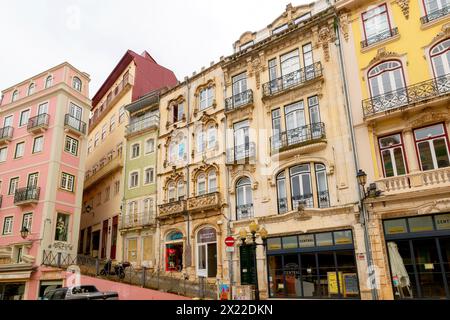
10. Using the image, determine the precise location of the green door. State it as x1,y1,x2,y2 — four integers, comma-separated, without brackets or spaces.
240,245,256,285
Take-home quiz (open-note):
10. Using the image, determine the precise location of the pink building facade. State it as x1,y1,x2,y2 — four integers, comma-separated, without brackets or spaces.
0,63,91,300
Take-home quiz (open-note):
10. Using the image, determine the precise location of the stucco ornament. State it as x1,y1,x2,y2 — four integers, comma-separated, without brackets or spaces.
339,13,349,42
394,0,410,19
317,25,334,61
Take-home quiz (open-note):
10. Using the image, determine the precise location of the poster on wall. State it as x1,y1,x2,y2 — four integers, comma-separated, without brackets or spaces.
217,282,230,300
232,285,254,300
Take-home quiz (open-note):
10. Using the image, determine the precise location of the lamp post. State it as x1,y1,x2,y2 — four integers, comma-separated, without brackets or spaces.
239,221,268,300
356,169,379,300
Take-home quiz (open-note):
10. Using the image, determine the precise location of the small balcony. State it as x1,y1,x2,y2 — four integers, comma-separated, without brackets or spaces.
226,142,256,165
84,150,123,190
187,192,221,214
0,126,13,146
64,114,86,136
27,114,49,134
119,211,156,230
374,167,450,197
236,204,254,220
158,199,187,219
262,62,322,98
362,75,450,119
126,115,159,137
42,250,77,268
360,27,398,48
225,89,253,114
14,187,40,206
421,5,450,24
271,122,327,158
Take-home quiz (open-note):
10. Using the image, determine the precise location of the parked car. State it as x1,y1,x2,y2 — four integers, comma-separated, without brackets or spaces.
41,285,119,300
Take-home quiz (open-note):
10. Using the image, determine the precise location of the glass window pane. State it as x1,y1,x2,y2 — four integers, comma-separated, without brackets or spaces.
414,124,444,140
267,238,282,251
283,255,301,297
382,150,395,177
433,138,450,168
384,219,408,235
316,233,333,246
380,134,402,148
393,148,406,175
435,214,450,230
298,234,315,248
334,231,353,245
268,256,284,297
282,236,298,249
408,216,434,233
418,141,435,171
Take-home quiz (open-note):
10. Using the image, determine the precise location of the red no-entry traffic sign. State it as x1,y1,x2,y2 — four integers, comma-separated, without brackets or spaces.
224,236,235,247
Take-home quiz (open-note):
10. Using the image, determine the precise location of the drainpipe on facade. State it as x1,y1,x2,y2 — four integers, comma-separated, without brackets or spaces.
334,13,379,300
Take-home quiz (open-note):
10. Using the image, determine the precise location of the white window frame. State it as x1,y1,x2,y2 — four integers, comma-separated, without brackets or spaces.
3,216,13,235
19,109,30,127
64,136,79,156
0,147,7,162
145,138,155,154
9,177,19,195
129,171,139,189
32,136,44,154
199,87,214,111
131,143,141,159
60,172,75,192
143,167,155,185
14,142,25,159
22,213,33,232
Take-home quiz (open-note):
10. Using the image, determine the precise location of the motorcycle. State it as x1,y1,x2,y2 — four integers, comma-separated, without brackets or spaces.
99,259,131,279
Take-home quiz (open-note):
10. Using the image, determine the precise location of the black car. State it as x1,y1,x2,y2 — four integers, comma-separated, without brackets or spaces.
42,285,119,300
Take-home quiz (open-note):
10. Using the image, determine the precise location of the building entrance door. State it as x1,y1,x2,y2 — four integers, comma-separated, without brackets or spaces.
240,245,256,285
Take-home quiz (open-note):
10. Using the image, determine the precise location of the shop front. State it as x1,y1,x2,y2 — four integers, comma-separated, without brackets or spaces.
266,230,360,299
384,213,450,299
165,231,184,272
0,282,26,300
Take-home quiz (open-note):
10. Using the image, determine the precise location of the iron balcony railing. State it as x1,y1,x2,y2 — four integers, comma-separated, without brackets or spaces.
42,250,77,268
292,194,314,209
225,89,253,113
236,204,254,220
271,122,326,154
318,190,331,208
420,5,450,24
64,114,86,134
27,113,49,131
14,186,40,204
119,211,156,230
360,27,398,48
0,126,13,140
126,115,159,135
278,191,330,213
262,62,323,97
278,197,288,214
362,74,450,117
226,142,256,163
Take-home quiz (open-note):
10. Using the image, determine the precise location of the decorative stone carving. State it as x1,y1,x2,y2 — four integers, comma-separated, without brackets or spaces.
394,0,410,19
159,200,186,217
408,108,450,128
53,242,73,251
317,25,335,62
430,23,450,47
367,48,403,68
339,13,349,41
187,192,221,212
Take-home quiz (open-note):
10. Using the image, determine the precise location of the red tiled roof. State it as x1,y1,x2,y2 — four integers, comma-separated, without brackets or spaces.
91,50,177,109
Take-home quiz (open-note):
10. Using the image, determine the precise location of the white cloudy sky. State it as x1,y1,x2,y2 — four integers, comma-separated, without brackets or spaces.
0,0,309,98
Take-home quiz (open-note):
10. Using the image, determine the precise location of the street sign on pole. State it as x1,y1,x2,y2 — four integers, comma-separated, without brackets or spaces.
225,236,235,247
226,246,235,253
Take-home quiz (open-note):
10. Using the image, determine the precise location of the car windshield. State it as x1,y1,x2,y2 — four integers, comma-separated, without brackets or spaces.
71,286,98,294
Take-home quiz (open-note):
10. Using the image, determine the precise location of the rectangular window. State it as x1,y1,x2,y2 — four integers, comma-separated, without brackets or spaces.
268,59,278,82
14,142,25,158
28,172,38,187
272,108,282,138
9,177,19,195
55,213,70,242
19,109,30,127
294,12,311,24
280,49,300,76
109,115,116,132
362,4,391,45
144,168,154,185
232,73,248,106
302,43,313,67
145,139,155,154
87,139,92,154
131,144,140,159
3,216,13,235
3,115,13,127
119,106,125,123
60,172,75,192
114,180,120,195
22,213,32,231
199,87,214,111
94,132,100,147
105,186,110,202
101,124,107,140
33,136,44,153
38,102,48,115
379,134,407,177
130,172,139,188
64,136,79,156
272,23,288,35
414,123,450,171
96,192,101,206
0,147,7,162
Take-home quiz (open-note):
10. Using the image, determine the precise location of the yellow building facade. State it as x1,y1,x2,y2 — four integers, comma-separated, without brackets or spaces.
337,0,450,299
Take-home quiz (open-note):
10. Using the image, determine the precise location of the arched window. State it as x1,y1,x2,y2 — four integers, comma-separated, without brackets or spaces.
27,83,35,96
208,171,217,193
207,124,217,149
196,227,217,277
11,90,19,102
196,128,205,153
45,75,53,88
169,134,186,163
177,180,185,200
197,174,206,196
276,171,287,214
368,60,405,98
315,164,330,208
430,39,450,78
290,164,313,209
236,177,253,220
72,77,82,91
168,182,176,202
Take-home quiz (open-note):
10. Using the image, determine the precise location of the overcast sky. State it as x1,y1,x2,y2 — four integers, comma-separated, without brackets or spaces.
0,0,310,98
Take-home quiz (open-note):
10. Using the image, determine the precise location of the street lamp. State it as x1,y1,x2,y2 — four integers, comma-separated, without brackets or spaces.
20,226,29,239
355,169,379,300
238,221,268,300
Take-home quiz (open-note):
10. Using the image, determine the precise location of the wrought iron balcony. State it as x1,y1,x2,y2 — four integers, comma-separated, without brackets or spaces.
292,194,314,209
318,191,330,208
64,114,86,135
420,5,450,24
225,89,253,113
362,75,450,118
14,187,40,205
187,192,221,213
360,27,398,48
226,142,256,164
262,62,323,98
271,122,326,155
236,204,254,220
278,197,288,214
158,199,187,218
126,115,159,136
42,250,77,268
119,211,156,230
27,114,49,133
0,126,13,145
